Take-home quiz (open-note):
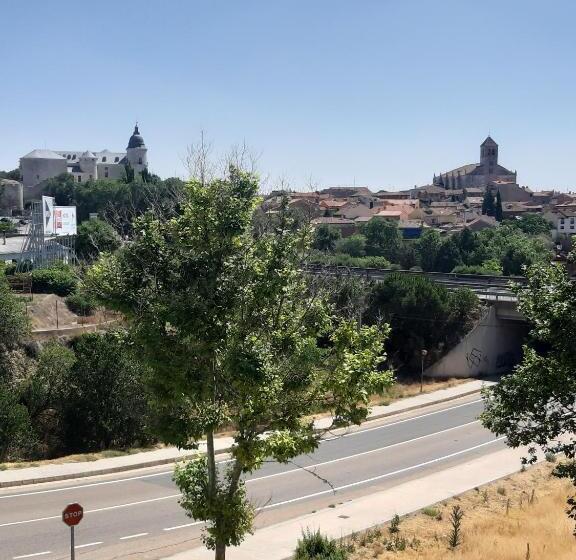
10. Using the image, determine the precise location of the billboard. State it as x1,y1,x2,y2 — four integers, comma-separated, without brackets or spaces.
42,196,55,235
54,206,77,236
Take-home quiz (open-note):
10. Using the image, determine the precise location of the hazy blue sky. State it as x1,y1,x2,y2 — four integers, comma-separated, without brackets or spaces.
1,1,575,191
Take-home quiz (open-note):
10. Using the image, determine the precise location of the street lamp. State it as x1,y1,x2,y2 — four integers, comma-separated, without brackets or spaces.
420,349,428,393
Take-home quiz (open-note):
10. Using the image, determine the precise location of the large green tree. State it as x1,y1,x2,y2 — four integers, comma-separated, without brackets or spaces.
75,219,121,261
481,256,576,528
415,229,442,272
87,168,391,559
312,224,341,252
362,219,403,261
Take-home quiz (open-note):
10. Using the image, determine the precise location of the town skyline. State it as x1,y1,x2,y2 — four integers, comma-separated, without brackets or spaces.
2,0,575,190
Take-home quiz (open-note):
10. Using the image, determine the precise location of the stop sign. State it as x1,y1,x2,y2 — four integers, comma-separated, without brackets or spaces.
62,503,83,527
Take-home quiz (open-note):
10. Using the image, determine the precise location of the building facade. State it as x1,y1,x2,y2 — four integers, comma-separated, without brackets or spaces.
20,125,148,188
433,136,517,189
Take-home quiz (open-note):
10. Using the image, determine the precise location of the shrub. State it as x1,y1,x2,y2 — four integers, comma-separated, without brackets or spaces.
294,529,349,559
452,264,503,276
389,513,401,534
422,506,439,518
65,290,98,316
31,265,77,296
448,505,464,548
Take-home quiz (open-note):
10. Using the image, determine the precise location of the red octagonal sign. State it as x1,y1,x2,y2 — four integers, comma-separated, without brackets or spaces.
62,503,83,527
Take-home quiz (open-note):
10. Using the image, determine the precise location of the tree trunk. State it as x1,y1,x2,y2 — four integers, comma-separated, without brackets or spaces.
215,542,226,560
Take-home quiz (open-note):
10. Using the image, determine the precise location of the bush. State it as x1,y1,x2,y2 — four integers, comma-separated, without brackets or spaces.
65,290,98,316
31,265,77,296
308,251,392,269
335,234,366,257
294,529,349,559
452,264,503,276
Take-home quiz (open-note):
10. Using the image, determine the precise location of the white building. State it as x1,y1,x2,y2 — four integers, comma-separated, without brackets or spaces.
20,125,148,188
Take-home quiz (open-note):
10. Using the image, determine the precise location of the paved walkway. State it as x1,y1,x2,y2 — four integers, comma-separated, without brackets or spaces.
165,443,528,560
0,380,490,488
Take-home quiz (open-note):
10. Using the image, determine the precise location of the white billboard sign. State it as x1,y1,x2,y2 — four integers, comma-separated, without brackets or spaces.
54,206,77,236
42,196,55,235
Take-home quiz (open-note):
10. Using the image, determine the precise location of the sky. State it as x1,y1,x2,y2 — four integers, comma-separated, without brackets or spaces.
1,0,575,191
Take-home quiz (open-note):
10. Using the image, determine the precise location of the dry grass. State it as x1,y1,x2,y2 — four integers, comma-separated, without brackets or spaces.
347,462,576,560
371,377,468,407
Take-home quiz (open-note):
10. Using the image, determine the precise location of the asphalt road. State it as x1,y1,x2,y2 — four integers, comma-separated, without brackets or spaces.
0,396,503,560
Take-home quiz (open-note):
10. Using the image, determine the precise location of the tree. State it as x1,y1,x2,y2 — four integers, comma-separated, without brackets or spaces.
365,273,479,371
456,228,478,263
481,257,576,529
482,189,495,216
362,219,403,261
61,331,152,452
435,236,462,273
87,167,391,559
0,265,29,350
415,229,442,271
75,219,121,261
312,224,341,252
507,213,552,236
495,190,503,222
335,234,366,257
0,219,15,245
0,168,21,181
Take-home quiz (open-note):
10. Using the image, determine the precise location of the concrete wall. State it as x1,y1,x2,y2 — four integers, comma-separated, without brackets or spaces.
425,306,527,378
0,180,24,213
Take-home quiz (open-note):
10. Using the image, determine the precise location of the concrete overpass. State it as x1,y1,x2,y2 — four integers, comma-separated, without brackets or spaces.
306,264,529,377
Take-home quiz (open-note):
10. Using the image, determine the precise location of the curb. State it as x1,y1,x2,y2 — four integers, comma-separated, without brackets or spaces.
0,387,484,489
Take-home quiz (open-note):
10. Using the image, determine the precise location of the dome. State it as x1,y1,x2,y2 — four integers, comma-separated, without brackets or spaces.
127,124,145,149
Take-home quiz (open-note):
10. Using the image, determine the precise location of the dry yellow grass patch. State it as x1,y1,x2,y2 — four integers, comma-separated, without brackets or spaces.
348,463,576,560
371,377,468,406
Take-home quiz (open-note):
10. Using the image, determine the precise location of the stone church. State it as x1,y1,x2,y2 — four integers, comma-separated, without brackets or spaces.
20,125,148,188
433,136,517,189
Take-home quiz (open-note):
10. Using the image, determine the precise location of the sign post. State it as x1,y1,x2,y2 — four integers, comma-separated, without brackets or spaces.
62,503,83,560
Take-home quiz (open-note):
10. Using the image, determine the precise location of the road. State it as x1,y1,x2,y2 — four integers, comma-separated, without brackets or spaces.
0,396,502,560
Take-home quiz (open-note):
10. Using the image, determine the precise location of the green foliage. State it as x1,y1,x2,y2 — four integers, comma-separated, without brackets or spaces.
415,229,442,272
308,251,393,269
42,173,186,233
389,513,401,534
452,263,503,276
495,190,503,222
294,529,349,560
482,189,495,216
481,256,576,530
313,224,341,252
62,331,152,452
422,506,440,517
448,505,464,548
361,219,402,261
365,274,480,371
506,213,552,236
86,167,391,555
0,168,21,181
335,234,366,257
0,267,29,349
0,385,35,461
435,236,462,273
30,264,77,296
65,289,98,316
75,219,121,261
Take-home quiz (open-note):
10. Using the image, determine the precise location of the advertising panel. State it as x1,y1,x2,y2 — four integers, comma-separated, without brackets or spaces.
54,206,77,236
42,196,55,235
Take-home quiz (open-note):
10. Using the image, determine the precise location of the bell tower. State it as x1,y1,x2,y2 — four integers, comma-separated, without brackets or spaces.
480,136,498,173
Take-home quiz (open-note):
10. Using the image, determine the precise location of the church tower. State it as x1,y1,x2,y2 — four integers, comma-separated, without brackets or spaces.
126,124,148,173
480,136,498,173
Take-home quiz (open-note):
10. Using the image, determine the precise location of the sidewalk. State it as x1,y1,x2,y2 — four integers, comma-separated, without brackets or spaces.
0,379,491,488
165,444,528,560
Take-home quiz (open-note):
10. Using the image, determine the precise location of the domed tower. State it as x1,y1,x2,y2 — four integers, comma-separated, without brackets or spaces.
79,150,97,177
126,124,148,173
480,136,498,173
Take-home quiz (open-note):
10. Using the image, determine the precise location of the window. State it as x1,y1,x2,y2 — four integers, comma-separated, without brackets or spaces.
560,218,565,224
77,175,82,183
67,154,71,160
104,167,109,178
138,157,142,165
102,156,107,162
89,175,93,180
72,155,76,160
571,218,575,225
114,156,119,162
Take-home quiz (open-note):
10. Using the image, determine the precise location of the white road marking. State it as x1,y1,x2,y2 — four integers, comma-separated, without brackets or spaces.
164,521,203,531
259,437,506,510
119,532,148,540
75,542,103,549
13,552,52,559
0,398,482,500
0,421,485,528
324,399,482,440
